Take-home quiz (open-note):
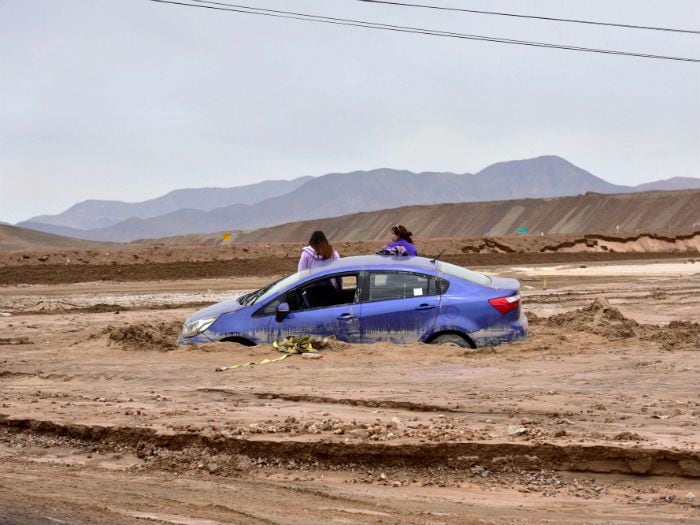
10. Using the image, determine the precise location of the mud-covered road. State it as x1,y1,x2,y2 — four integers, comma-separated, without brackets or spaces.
1,260,699,524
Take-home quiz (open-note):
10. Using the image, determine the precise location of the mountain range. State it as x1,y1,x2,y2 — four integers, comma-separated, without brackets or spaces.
17,156,700,242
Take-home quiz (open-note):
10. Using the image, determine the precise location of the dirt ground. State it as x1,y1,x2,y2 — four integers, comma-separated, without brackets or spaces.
1,258,700,524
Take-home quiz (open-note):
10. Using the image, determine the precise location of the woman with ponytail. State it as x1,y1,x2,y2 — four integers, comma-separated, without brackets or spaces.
298,230,340,271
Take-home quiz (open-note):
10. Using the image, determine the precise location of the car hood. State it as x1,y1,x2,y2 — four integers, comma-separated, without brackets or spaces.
188,296,248,321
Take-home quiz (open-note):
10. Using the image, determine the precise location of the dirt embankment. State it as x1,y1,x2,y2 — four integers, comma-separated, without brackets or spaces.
0,224,107,252
1,252,696,286
233,189,700,242
1,229,699,285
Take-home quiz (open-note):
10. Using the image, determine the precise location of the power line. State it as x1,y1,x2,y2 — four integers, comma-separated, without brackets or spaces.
148,0,700,63
354,0,700,36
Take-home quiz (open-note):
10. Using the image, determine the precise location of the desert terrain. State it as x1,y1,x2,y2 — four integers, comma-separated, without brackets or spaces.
1,233,699,524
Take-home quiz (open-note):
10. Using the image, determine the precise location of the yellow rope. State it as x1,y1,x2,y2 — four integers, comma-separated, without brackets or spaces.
215,335,333,372
215,353,289,371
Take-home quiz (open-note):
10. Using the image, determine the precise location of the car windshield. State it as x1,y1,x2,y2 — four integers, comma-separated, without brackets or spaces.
238,269,312,306
435,261,492,286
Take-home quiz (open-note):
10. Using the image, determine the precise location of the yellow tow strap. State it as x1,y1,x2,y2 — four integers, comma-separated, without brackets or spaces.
215,335,334,372
215,353,289,371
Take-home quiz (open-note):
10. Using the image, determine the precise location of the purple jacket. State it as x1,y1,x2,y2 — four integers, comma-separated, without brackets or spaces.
384,239,418,256
298,246,340,271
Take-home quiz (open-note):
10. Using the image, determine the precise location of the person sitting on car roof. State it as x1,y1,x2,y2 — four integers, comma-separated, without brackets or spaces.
380,224,418,256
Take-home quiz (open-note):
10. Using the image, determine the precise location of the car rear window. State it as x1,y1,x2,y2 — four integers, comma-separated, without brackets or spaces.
367,271,437,301
435,261,491,286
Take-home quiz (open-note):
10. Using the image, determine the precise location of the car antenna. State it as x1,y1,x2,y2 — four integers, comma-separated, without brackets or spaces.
430,250,446,263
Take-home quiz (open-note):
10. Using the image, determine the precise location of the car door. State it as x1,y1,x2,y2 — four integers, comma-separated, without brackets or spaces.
359,271,440,344
267,273,362,343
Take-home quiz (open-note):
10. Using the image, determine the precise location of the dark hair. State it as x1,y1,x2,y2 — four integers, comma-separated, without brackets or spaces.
391,224,413,244
308,230,333,260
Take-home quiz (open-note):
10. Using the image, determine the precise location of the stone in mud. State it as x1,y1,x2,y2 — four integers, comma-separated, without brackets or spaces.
507,425,527,436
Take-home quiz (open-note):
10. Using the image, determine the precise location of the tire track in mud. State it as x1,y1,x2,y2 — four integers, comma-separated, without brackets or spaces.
525,289,700,305
7,301,213,316
254,392,461,413
199,389,564,417
0,371,34,379
523,285,700,304
2,415,699,478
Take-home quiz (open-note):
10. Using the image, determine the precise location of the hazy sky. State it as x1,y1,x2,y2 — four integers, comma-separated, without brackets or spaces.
1,0,699,224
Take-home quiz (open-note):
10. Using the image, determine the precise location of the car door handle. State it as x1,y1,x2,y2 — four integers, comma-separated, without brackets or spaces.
337,313,357,321
415,304,436,310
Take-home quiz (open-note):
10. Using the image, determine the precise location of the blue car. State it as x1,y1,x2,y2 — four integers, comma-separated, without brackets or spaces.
179,255,527,348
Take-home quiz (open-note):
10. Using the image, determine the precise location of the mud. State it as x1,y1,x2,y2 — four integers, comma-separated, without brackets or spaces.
96,321,182,352
2,416,700,477
1,261,700,523
533,298,700,351
544,298,641,339
643,320,700,351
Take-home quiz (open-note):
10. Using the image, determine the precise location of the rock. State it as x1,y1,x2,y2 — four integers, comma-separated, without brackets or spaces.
0,312,11,317
507,425,527,436
207,463,220,474
685,492,696,501
301,352,322,360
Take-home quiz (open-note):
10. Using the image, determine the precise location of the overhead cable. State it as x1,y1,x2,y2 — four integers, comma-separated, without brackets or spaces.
147,0,700,63
354,0,700,36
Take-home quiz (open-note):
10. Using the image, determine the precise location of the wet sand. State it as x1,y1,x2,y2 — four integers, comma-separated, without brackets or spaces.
1,259,699,524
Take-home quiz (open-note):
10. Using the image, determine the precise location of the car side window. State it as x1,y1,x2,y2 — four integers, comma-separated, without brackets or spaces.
366,271,438,302
282,273,359,313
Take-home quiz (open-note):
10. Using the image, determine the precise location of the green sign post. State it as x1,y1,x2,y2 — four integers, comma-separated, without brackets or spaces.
516,226,529,235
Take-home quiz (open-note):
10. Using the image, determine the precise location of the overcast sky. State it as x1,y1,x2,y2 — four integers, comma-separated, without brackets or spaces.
1,0,699,224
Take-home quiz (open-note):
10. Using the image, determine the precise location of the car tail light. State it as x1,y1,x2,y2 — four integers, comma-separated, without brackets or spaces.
489,294,520,315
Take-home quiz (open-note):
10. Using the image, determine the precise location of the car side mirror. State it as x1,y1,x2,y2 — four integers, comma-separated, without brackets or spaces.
276,302,290,322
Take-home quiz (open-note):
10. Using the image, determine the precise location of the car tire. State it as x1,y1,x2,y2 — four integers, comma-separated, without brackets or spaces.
429,333,471,348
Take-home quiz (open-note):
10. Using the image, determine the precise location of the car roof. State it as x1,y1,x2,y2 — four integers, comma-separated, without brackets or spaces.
305,255,440,278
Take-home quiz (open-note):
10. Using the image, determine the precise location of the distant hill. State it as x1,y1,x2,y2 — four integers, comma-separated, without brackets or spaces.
234,189,700,243
16,155,700,243
0,224,106,252
21,176,312,230
634,177,700,192
19,156,635,242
